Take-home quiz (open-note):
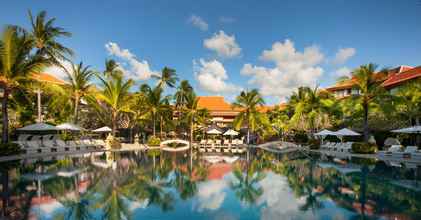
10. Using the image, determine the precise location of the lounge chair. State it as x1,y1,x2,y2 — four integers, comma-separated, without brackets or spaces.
55,139,70,152
24,135,43,154
378,145,402,157
42,135,58,152
395,146,419,159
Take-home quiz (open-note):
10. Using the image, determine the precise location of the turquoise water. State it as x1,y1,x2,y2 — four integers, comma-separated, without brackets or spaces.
1,150,421,220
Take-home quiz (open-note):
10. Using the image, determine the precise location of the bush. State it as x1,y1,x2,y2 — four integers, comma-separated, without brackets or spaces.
147,136,161,146
307,138,321,150
293,132,308,144
351,142,378,154
106,135,121,149
0,143,23,156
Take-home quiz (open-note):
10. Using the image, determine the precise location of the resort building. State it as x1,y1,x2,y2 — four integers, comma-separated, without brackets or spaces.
197,96,275,127
326,65,420,98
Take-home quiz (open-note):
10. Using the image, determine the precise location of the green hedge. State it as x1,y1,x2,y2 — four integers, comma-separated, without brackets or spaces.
147,136,161,146
307,138,321,150
0,143,23,156
351,142,378,154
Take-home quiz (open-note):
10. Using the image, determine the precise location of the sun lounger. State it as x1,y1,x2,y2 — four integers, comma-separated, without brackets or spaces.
394,146,419,159
42,135,58,152
378,145,402,157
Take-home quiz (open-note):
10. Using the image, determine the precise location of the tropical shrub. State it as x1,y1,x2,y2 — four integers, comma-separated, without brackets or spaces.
292,132,308,144
0,143,23,156
147,136,161,146
106,135,121,149
351,142,378,154
307,138,321,150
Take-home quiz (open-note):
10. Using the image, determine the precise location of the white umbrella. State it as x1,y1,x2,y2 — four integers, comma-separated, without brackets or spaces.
391,126,421,134
207,128,222,135
17,123,57,131
315,129,336,144
315,129,336,136
335,128,360,142
335,128,360,136
92,126,112,132
56,123,84,131
224,129,239,136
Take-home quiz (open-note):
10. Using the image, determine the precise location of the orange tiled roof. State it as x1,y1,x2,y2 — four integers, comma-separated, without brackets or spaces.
381,66,421,88
197,96,238,112
326,66,407,92
31,73,66,85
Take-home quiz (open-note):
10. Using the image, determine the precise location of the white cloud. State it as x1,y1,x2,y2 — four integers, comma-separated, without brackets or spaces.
105,42,157,80
219,16,236,23
241,39,324,100
257,172,307,220
333,48,356,64
194,59,242,94
196,179,228,211
334,66,351,77
43,59,73,80
188,15,208,31
204,31,242,58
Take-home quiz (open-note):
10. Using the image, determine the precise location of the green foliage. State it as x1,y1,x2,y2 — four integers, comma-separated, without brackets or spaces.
147,136,161,146
351,142,378,154
0,143,22,156
307,138,321,150
293,132,308,144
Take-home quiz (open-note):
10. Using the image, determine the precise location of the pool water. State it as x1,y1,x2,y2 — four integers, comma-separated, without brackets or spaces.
1,150,421,220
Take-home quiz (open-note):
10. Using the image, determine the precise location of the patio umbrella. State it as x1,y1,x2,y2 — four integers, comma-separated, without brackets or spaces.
335,128,360,142
315,129,336,136
17,123,57,131
224,129,239,136
56,123,84,131
207,128,222,135
391,126,421,134
92,126,112,132
314,129,336,144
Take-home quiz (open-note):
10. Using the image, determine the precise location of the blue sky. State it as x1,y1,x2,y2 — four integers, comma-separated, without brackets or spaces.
1,0,421,104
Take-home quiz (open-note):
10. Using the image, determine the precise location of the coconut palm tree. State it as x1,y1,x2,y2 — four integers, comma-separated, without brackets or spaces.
96,74,133,135
232,89,267,144
28,10,73,62
394,80,421,125
64,62,95,123
183,92,210,149
141,84,171,137
230,160,265,205
0,26,48,143
288,87,337,133
153,67,179,89
174,80,193,108
352,63,387,141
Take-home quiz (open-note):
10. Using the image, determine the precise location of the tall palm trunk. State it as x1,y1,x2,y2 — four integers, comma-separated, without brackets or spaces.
74,95,80,124
152,112,156,137
363,101,369,142
112,111,117,136
2,88,10,144
160,115,163,138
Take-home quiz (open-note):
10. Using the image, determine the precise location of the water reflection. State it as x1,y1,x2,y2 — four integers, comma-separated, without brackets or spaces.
1,151,421,220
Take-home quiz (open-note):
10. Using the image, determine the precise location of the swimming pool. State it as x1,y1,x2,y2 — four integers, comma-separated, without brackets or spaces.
1,150,420,219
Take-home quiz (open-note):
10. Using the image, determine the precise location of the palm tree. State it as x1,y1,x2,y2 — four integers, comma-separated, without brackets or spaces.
232,89,266,144
153,67,179,89
394,81,421,125
288,87,337,133
104,59,123,78
96,74,133,135
141,84,171,137
174,80,193,108
28,10,73,62
230,160,265,205
352,63,387,141
64,62,95,123
0,26,48,143
183,92,210,150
